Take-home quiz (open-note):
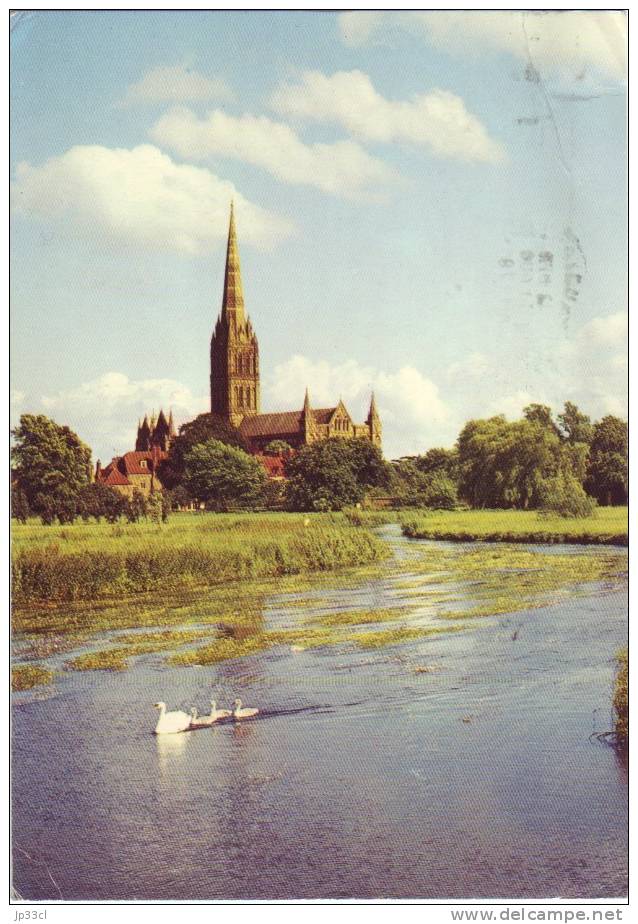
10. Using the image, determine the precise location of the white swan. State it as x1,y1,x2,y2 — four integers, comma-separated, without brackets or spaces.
189,707,210,729
208,700,231,721
232,698,259,720
189,700,231,728
154,701,191,735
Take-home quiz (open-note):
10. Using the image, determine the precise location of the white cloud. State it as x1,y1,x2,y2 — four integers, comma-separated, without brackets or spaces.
485,389,549,421
150,107,396,199
11,144,293,254
557,311,627,418
446,351,491,383
11,389,25,407
118,64,233,108
266,354,453,459
337,12,626,82
337,12,384,48
40,372,209,462
270,70,506,164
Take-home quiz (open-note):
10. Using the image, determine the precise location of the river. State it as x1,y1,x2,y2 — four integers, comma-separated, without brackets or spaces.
12,526,628,900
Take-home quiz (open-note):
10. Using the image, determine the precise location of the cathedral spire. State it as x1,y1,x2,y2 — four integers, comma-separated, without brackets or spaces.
367,391,380,424
302,387,311,415
221,200,245,323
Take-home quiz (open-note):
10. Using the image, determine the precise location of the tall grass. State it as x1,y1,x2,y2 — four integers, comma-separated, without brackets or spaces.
12,513,387,604
613,647,628,744
401,507,628,545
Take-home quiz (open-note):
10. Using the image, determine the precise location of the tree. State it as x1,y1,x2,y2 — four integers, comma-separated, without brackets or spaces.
159,413,243,490
184,439,267,510
263,440,293,456
523,403,560,435
414,447,459,481
557,401,593,445
421,472,458,509
11,414,92,511
457,415,565,509
77,483,125,523
285,438,387,511
585,415,628,505
125,489,148,523
146,491,164,525
169,484,194,510
52,487,78,525
538,472,596,518
11,488,30,524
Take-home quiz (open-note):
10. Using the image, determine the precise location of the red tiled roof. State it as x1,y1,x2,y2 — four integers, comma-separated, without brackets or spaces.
312,407,338,424
121,450,167,475
100,467,131,487
239,408,337,438
255,454,287,478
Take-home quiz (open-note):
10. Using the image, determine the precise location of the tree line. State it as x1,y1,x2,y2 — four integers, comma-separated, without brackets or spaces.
11,401,627,524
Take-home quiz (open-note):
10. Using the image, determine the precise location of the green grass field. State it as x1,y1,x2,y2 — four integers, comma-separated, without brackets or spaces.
401,506,628,545
12,511,388,605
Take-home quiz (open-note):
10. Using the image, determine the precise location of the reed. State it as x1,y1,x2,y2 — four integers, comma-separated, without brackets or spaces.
12,513,387,604
613,647,628,743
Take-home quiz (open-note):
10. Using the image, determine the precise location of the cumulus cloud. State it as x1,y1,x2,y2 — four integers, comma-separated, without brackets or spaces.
337,12,626,82
40,372,209,462
118,64,233,108
11,144,293,254
270,70,506,164
556,310,627,418
265,354,453,459
150,107,396,199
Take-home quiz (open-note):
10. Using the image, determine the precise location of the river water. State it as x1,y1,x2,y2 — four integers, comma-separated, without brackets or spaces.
12,527,628,900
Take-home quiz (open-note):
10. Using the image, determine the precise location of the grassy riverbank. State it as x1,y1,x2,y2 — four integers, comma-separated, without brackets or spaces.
12,512,388,605
401,507,627,545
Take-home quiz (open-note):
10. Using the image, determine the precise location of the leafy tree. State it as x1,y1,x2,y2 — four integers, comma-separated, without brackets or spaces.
146,491,164,525
52,487,78,525
36,494,57,526
264,440,293,456
414,447,459,481
557,401,593,445
169,484,194,510
125,489,148,523
285,438,387,511
341,438,390,490
585,415,628,505
11,414,92,511
538,472,597,518
523,403,560,435
184,439,267,511
457,415,565,509
77,483,125,523
159,413,243,490
11,488,30,524
420,472,458,509
161,490,171,523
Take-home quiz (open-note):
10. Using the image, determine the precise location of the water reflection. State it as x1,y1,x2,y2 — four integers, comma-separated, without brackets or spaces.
155,729,191,773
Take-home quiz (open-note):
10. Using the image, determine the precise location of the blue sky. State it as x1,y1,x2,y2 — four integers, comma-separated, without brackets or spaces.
10,10,627,460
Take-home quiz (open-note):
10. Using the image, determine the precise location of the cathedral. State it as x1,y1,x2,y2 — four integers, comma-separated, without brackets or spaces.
210,203,381,454
96,203,381,492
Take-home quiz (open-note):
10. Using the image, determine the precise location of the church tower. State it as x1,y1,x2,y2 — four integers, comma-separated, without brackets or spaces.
210,203,260,427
